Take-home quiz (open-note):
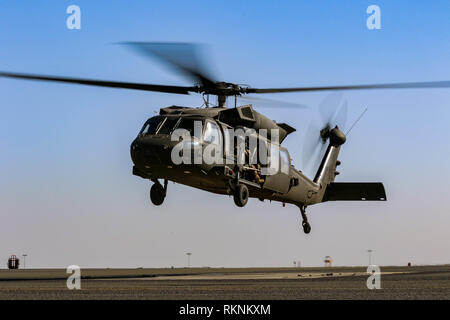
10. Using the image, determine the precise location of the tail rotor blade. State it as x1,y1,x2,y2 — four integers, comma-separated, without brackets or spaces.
302,93,349,176
302,119,322,169
319,92,343,126
334,99,348,131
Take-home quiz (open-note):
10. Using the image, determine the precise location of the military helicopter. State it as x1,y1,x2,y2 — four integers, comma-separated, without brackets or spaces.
2,42,450,234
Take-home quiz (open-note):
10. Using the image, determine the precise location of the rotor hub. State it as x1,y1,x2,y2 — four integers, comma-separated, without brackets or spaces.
329,126,346,147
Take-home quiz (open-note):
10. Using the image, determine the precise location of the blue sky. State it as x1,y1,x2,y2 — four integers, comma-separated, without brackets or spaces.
1,1,450,268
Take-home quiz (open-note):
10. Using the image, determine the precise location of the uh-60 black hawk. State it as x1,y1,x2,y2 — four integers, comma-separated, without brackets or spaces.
2,42,450,234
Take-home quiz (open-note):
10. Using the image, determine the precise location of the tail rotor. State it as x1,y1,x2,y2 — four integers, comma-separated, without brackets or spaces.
302,93,348,174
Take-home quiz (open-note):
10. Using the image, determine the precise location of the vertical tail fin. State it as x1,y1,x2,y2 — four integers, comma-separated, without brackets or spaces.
313,126,346,201
313,145,341,186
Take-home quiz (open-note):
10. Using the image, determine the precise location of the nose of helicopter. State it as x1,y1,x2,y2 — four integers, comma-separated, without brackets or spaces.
130,135,174,168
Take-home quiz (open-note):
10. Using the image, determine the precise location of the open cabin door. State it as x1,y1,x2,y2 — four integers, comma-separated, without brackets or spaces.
262,146,291,194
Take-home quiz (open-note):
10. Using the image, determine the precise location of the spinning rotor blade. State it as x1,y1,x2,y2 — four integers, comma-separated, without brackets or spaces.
319,92,347,129
319,92,343,126
4,42,450,100
0,72,197,94
302,93,348,171
302,119,325,171
334,100,348,131
246,80,450,94
121,42,216,88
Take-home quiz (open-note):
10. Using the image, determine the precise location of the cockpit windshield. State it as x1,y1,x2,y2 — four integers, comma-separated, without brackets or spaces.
140,117,163,136
158,117,179,134
139,117,208,138
140,116,180,136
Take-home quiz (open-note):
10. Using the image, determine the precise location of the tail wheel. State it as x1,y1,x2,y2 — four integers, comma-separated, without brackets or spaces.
233,184,249,207
302,221,311,234
150,183,165,206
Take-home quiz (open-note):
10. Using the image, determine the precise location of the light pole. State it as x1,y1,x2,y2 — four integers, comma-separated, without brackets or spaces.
186,252,192,268
367,250,372,266
22,254,27,269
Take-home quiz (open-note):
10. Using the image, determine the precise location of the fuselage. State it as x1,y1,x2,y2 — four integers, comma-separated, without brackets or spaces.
130,106,342,208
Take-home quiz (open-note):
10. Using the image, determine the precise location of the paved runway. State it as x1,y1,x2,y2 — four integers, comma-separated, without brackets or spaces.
1,265,450,299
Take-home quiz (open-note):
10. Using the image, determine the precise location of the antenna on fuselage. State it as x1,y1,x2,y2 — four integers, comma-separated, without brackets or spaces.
346,107,368,136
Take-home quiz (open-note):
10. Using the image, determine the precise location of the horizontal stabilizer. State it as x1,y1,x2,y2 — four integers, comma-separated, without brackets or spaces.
277,123,296,134
323,182,386,201
277,123,296,142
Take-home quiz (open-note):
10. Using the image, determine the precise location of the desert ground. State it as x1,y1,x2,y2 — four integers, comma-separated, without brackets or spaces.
1,265,450,299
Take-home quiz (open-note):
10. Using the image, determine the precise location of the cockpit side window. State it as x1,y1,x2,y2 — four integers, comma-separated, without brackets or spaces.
176,118,197,136
204,121,220,145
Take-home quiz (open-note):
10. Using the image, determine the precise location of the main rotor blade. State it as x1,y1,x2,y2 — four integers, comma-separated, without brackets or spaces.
246,80,450,94
237,95,309,109
0,72,197,95
121,42,216,88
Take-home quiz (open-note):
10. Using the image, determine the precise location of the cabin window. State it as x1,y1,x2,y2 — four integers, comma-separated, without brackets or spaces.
223,127,231,158
204,121,220,145
280,149,290,173
258,137,269,167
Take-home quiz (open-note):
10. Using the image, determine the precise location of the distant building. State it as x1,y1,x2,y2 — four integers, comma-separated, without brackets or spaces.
7,255,20,269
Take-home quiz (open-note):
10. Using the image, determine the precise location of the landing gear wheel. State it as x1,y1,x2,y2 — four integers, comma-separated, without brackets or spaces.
300,206,311,234
302,221,311,234
233,184,249,207
150,183,165,206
